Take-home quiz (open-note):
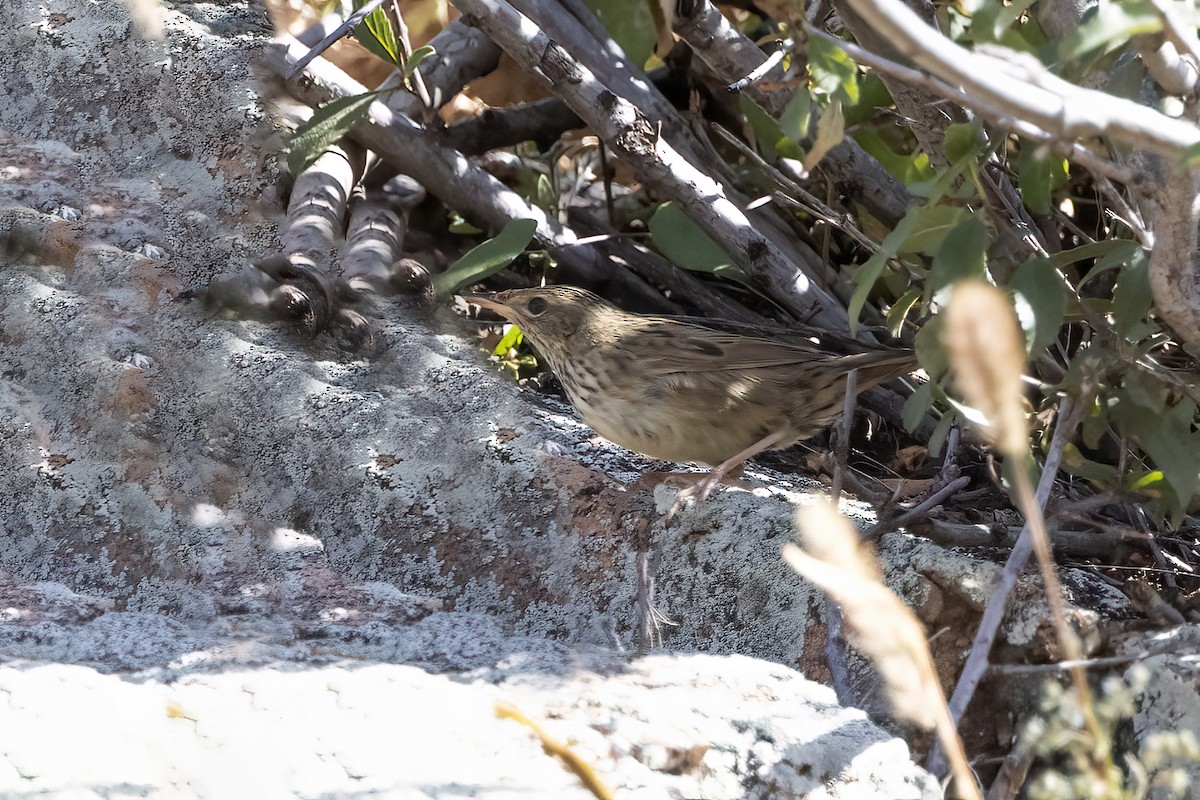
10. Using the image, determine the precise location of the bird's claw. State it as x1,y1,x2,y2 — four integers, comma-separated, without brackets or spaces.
665,474,723,519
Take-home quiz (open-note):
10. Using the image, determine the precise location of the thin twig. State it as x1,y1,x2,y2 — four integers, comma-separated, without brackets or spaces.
823,601,856,706
1147,0,1200,76
830,369,858,504
805,28,1146,188
713,122,882,254
1010,449,1104,741
388,0,433,110
932,396,1080,771
988,652,1146,675
1133,506,1180,591
286,0,390,78
728,42,788,92
911,520,1149,560
597,144,615,226
941,425,961,483
986,744,1035,800
866,475,971,538
839,0,1200,157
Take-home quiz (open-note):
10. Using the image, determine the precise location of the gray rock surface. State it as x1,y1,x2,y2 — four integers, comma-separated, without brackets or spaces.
1116,626,1200,799
0,653,941,799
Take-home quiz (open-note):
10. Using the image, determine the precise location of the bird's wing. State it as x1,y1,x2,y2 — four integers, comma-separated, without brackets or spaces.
623,319,912,377
660,313,892,356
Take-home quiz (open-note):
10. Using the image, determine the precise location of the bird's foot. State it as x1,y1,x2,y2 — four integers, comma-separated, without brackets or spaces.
665,476,720,518
663,465,750,519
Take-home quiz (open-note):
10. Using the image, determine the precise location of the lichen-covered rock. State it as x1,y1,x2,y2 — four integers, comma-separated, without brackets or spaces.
0,2,941,795
0,653,941,799
0,0,1155,797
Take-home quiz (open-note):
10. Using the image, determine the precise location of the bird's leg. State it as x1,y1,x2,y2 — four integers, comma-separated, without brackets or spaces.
667,429,792,517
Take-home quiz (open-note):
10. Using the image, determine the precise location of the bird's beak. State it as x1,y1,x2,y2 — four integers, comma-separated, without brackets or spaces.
453,292,501,311
460,293,508,315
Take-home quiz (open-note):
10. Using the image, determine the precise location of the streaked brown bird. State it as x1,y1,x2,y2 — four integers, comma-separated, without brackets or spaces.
465,285,917,512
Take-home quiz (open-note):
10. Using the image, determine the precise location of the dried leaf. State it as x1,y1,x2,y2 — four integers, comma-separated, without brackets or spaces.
944,281,1027,456
787,503,982,799
801,99,844,175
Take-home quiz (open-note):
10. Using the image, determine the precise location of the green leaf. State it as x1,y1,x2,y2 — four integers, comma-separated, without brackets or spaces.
1059,0,1162,61
942,392,995,431
843,73,892,128
897,205,967,257
1011,258,1067,355
779,89,812,145
1060,442,1119,481
886,287,922,337
1017,148,1069,215
1122,370,1170,413
853,129,934,184
913,146,981,204
650,202,748,282
927,410,956,457
584,0,656,67
741,97,785,161
943,120,984,164
403,44,435,79
914,313,949,381
493,324,524,357
801,99,844,174
902,381,934,433
1126,470,1166,492
1184,140,1200,167
448,211,483,235
534,173,556,213
1112,251,1153,339
355,4,400,66
288,91,379,176
807,35,860,106
972,0,1037,43
1011,12,1049,51
1112,396,1200,520
1081,393,1108,450
848,254,892,336
928,216,989,301
847,206,922,333
432,218,539,297
1053,239,1139,274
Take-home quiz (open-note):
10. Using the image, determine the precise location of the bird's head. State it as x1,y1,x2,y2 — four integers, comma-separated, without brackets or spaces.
461,285,614,353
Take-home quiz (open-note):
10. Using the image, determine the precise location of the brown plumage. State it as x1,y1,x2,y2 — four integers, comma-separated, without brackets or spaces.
465,285,917,507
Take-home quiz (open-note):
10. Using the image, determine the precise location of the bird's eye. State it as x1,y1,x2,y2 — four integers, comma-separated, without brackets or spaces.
527,297,549,315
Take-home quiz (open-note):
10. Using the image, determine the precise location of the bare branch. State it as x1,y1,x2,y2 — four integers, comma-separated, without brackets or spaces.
675,0,791,116
386,19,502,118
1143,168,1200,347
934,397,1080,771
341,175,425,291
1148,0,1200,82
452,0,848,326
262,37,676,312
287,0,390,78
675,0,914,226
865,475,971,538
841,0,1200,156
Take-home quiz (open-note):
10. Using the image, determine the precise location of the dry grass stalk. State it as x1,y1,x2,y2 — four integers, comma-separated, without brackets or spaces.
943,281,1106,761
495,701,614,800
786,501,982,799
943,281,1027,456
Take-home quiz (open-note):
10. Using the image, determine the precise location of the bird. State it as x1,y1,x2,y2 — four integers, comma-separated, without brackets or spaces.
463,285,918,513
